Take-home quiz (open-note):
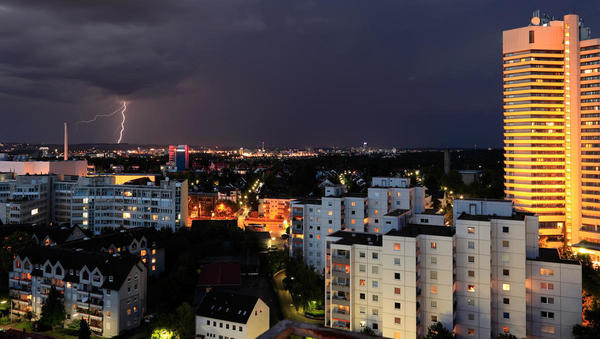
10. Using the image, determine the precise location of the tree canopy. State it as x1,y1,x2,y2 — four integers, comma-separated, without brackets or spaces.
39,286,66,329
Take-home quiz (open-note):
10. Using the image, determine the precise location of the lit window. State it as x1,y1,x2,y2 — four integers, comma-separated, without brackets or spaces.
123,212,131,219
468,328,475,335
431,286,438,293
394,243,401,250
351,219,356,224
430,242,437,249
467,285,475,292
152,265,156,271
351,202,356,207
140,250,147,256
317,235,320,239
360,279,366,286
394,287,401,295
152,249,156,255
374,227,379,233
467,227,475,234
394,317,401,324
540,268,554,276
541,325,555,334
375,210,379,215
328,228,332,233
503,326,510,334
503,284,510,291
328,211,333,216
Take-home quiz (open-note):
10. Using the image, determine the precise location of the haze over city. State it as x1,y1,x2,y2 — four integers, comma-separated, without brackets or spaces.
0,1,598,147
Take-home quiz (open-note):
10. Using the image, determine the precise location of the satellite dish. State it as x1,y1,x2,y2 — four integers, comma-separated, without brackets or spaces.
531,16,541,26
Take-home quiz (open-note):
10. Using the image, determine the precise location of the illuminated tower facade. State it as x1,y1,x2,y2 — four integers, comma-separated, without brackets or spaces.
503,11,600,259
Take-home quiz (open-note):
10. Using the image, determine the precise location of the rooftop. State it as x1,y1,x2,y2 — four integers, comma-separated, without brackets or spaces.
532,248,580,265
457,212,526,222
17,246,142,289
386,224,455,238
197,290,260,324
385,209,410,217
329,231,382,246
198,262,241,287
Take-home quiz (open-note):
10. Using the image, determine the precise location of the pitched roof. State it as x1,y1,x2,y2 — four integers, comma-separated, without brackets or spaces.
197,290,260,324
61,227,164,251
328,231,382,246
18,246,142,290
198,262,241,287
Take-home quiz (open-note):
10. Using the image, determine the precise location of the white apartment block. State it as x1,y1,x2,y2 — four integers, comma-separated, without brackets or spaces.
325,225,454,338
67,175,188,233
0,175,51,224
325,199,582,339
9,246,147,337
291,178,432,274
196,290,269,339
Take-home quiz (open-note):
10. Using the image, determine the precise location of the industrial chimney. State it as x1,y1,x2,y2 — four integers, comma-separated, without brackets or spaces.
64,122,68,161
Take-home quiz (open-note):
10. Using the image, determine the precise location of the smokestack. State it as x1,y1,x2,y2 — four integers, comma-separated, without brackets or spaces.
64,122,68,161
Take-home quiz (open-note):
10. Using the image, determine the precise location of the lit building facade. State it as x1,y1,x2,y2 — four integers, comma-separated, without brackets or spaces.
503,12,600,256
0,175,51,224
175,145,189,171
291,178,432,274
325,199,582,338
9,247,147,337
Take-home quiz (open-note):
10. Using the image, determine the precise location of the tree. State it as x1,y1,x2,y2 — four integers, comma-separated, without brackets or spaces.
78,319,91,339
39,286,66,329
574,298,600,338
424,322,454,339
496,333,517,339
174,302,195,339
360,326,377,336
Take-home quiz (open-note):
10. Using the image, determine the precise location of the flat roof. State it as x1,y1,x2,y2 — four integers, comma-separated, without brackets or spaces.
385,209,410,217
386,224,454,238
531,248,580,265
329,231,382,246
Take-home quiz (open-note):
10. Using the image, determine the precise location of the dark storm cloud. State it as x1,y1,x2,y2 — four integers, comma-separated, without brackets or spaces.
0,1,599,147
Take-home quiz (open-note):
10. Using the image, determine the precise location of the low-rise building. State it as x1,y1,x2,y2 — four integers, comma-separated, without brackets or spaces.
9,246,147,337
195,290,269,339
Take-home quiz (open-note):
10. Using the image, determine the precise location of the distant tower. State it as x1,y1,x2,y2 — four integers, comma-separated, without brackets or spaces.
443,149,450,175
262,141,265,153
63,122,68,161
168,145,176,163
175,145,189,171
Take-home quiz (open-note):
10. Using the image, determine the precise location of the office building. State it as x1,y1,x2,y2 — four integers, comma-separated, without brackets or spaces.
195,290,270,339
0,175,51,224
68,175,188,232
325,199,582,338
290,178,432,274
502,12,600,256
175,145,189,171
9,246,147,337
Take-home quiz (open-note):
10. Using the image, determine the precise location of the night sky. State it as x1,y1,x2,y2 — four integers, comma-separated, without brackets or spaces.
1,1,599,148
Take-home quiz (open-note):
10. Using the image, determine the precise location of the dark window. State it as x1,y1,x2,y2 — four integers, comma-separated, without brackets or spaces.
360,293,365,300
372,323,378,330
503,298,510,304
503,269,510,276
502,226,509,233
395,302,401,309
529,30,535,43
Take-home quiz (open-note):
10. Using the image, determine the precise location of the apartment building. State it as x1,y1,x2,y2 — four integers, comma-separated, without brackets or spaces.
258,198,292,221
291,178,432,274
0,175,51,224
61,228,166,277
325,199,582,339
67,175,188,232
325,225,454,338
502,11,600,255
9,246,147,337
195,290,270,339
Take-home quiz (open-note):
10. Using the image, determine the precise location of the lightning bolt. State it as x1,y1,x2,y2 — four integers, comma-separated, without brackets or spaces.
74,101,128,144
75,106,123,124
117,101,126,144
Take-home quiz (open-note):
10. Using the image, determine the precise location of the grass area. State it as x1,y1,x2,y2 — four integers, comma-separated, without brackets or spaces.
7,322,104,339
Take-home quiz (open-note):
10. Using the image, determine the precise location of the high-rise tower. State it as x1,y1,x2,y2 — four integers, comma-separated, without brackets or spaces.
503,12,600,260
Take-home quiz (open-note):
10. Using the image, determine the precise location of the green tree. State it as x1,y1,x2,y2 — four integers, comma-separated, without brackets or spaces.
360,326,377,336
78,319,91,339
574,298,600,338
174,302,195,339
424,322,454,339
39,286,66,329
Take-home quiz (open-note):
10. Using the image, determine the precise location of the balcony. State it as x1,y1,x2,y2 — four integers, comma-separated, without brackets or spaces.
332,321,350,330
331,255,349,265
331,281,349,293
333,309,350,321
331,296,350,306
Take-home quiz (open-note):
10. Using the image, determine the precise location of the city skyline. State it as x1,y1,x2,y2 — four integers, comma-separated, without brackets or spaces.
1,1,599,147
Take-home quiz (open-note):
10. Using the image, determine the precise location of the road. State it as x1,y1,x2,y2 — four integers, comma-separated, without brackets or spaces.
272,270,322,325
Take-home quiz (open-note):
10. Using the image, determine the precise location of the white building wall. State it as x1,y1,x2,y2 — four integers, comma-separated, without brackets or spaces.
455,218,492,339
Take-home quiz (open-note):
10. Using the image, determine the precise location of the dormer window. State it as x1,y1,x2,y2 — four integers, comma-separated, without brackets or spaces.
56,267,62,276
15,259,21,269
109,276,114,283
82,271,89,280
45,265,52,274
24,261,30,270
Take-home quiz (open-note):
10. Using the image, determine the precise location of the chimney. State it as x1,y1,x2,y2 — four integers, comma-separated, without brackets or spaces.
64,122,68,161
